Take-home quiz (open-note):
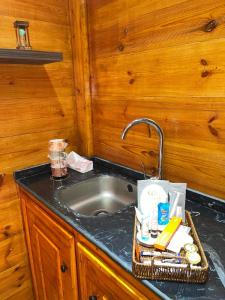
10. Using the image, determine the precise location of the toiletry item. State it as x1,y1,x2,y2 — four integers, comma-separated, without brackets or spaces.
166,226,193,253
135,207,142,224
154,260,188,268
141,217,149,241
151,229,158,239
137,179,170,211
190,265,202,269
139,183,168,237
176,206,183,218
140,256,152,265
169,183,187,222
139,183,168,216
150,204,158,238
158,202,170,225
135,207,142,232
140,250,175,257
136,231,155,246
154,217,182,251
184,243,198,253
186,251,201,265
169,191,181,218
161,258,182,264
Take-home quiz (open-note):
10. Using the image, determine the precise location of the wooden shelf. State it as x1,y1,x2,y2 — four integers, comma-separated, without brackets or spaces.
0,48,63,64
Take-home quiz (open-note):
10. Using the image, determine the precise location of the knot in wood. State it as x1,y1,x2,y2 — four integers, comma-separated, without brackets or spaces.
203,20,217,32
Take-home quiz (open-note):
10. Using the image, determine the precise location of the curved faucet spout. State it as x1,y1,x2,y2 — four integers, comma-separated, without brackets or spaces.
121,118,164,179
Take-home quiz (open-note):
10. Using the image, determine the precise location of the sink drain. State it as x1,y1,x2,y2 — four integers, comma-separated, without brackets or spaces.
93,209,109,216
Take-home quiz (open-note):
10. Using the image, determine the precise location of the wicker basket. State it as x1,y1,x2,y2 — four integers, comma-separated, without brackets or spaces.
132,211,208,283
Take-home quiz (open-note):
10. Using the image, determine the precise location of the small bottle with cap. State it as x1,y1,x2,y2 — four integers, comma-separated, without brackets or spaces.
141,217,150,241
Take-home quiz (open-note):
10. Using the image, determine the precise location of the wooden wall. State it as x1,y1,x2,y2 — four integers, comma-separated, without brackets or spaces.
0,175,33,299
0,0,79,173
0,0,79,298
87,0,225,200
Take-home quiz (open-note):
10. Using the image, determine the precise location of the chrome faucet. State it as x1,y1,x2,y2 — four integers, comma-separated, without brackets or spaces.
121,118,164,179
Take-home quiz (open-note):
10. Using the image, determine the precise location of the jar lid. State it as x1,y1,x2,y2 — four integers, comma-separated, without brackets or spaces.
186,251,201,265
184,243,198,253
49,139,65,143
48,139,68,151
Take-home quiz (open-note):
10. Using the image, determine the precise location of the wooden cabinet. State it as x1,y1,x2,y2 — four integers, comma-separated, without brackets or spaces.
20,189,159,300
77,242,150,300
21,193,78,300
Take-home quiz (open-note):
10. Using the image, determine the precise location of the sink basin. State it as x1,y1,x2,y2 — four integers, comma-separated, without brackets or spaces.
56,175,137,216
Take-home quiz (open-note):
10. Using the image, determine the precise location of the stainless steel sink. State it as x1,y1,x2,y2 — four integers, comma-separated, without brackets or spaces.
56,175,137,216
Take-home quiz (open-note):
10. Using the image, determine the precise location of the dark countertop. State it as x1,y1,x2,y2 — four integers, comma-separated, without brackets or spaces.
14,157,225,300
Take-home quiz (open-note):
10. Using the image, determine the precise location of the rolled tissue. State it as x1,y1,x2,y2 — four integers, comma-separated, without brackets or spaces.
66,151,93,173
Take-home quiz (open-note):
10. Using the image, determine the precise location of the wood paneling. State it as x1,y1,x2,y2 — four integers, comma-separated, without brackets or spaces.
0,0,78,173
69,0,93,156
87,0,225,199
0,175,33,299
0,0,80,298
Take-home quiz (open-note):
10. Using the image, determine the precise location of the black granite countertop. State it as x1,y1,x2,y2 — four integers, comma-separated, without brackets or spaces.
14,157,225,300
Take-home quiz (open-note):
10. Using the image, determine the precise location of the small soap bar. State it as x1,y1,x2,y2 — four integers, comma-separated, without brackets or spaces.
154,217,182,251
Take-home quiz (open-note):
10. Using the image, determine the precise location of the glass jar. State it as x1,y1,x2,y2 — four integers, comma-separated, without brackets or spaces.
48,139,68,178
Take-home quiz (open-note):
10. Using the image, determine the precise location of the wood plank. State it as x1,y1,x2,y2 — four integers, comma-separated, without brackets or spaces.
0,175,34,299
0,114,75,138
0,84,73,99
92,38,225,97
0,96,75,121
0,262,33,300
0,0,69,26
88,0,225,57
3,286,33,300
69,0,93,156
0,235,27,273
93,99,225,145
0,128,77,155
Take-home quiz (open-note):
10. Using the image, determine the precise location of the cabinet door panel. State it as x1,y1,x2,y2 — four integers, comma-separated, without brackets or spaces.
25,200,77,300
77,242,149,300
33,225,64,300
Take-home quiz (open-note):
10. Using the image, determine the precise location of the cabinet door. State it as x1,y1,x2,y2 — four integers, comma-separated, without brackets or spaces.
77,242,149,300
25,199,78,300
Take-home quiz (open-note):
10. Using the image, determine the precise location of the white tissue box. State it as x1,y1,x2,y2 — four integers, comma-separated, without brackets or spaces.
66,151,93,173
